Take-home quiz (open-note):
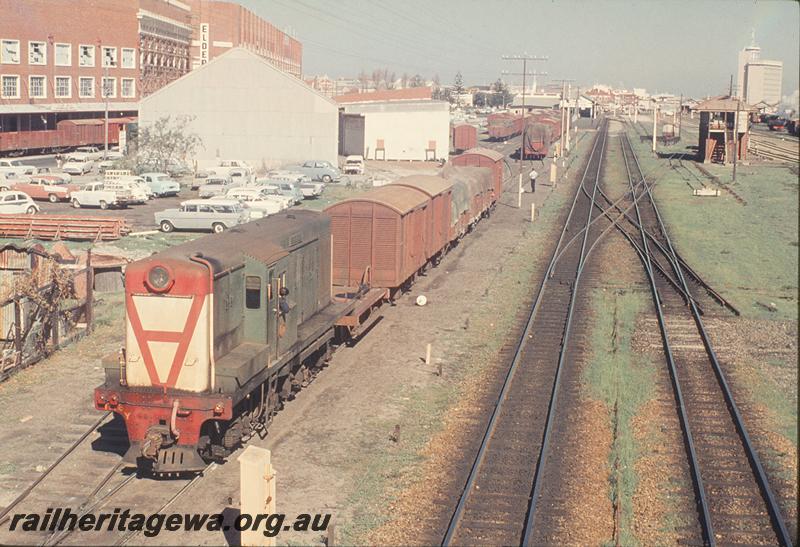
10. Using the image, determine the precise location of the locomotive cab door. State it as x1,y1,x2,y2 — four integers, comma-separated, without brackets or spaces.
273,268,298,358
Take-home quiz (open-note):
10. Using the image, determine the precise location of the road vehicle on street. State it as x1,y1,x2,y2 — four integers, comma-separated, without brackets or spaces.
0,190,39,214
155,198,249,233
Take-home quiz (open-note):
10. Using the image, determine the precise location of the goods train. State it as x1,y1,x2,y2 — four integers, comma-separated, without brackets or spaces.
487,113,525,140
521,112,563,159
0,118,134,157
94,152,504,474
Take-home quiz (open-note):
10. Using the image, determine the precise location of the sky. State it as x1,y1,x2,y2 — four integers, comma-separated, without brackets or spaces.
241,0,799,100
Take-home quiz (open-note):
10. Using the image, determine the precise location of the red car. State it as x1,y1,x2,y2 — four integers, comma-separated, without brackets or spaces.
14,176,80,203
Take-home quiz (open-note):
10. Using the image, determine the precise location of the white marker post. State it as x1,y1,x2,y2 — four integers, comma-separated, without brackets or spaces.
238,446,276,547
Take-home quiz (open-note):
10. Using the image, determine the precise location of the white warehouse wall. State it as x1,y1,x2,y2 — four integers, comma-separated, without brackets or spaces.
342,101,450,161
139,48,338,170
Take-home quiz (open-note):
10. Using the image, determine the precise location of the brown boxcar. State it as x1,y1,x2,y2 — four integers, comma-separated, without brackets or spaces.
441,165,494,229
450,147,506,201
326,185,430,290
391,175,454,260
451,123,478,153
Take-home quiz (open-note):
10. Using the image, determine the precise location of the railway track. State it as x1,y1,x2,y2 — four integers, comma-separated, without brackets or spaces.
442,119,611,545
617,131,793,546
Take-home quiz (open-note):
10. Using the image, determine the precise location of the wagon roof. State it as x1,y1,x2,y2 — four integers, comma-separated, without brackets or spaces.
154,209,326,271
458,147,505,162
391,175,453,197
328,185,430,215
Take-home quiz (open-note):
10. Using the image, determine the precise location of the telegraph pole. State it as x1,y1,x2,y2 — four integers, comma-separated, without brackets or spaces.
678,93,683,140
502,54,547,208
733,98,741,181
551,78,574,159
98,39,109,156
652,99,658,154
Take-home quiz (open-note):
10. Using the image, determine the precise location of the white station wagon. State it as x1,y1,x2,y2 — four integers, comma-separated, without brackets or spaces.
155,199,250,233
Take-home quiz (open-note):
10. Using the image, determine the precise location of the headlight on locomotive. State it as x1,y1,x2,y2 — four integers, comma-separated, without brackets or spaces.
146,265,174,292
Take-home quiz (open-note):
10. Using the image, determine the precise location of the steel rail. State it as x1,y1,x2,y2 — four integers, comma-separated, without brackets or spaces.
624,132,794,546
620,133,715,545
0,412,112,527
521,121,609,545
441,119,609,546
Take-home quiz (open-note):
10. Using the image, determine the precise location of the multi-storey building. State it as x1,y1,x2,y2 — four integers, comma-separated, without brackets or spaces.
0,0,300,147
744,60,783,107
187,0,302,78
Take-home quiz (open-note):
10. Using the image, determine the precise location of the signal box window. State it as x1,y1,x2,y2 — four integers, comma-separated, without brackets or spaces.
245,276,261,309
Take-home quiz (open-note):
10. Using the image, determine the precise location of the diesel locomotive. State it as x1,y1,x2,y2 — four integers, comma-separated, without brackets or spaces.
95,156,504,474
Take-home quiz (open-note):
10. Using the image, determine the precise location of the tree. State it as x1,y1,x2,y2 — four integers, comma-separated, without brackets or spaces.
453,71,465,95
387,71,397,90
409,74,425,87
358,70,369,92
401,72,409,89
136,115,202,173
492,79,513,108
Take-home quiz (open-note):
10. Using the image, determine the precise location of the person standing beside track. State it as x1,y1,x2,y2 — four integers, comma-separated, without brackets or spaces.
529,168,538,193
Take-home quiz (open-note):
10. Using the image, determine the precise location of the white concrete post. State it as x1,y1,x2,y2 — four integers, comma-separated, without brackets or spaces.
550,162,557,184
530,203,535,222
652,105,658,153
517,174,522,208
425,343,431,365
239,446,276,547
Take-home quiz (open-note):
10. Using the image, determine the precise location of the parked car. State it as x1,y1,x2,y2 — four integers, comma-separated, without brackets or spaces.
72,146,104,161
0,159,36,175
62,158,94,175
285,160,341,183
256,186,294,209
191,169,211,191
155,199,249,233
224,188,285,216
255,178,304,204
70,181,128,209
140,172,181,197
33,167,72,182
0,190,39,214
14,176,79,202
105,176,149,204
228,167,251,185
198,176,236,198
0,171,32,191
269,170,324,198
342,155,364,175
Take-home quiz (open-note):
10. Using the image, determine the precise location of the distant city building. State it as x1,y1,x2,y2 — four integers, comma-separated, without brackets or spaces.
735,35,783,107
744,60,783,107
187,0,302,78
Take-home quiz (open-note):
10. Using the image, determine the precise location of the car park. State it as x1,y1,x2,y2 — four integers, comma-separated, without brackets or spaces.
285,160,341,183
256,186,294,209
62,158,94,175
0,190,39,214
269,170,324,198
0,159,36,175
14,176,79,202
70,181,128,209
342,155,365,175
105,176,150,204
155,198,249,233
198,176,236,198
255,178,304,204
140,172,181,197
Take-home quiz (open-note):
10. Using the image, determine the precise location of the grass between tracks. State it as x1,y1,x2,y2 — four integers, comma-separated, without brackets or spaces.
584,288,655,547
341,189,571,544
628,134,798,321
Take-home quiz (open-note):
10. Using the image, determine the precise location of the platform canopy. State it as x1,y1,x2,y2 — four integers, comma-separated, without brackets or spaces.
693,96,757,113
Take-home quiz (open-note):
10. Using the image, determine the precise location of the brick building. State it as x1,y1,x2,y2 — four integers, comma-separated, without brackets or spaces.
187,0,302,78
0,0,299,144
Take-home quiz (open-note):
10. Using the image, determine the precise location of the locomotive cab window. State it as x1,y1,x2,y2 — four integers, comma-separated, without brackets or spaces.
245,276,261,309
